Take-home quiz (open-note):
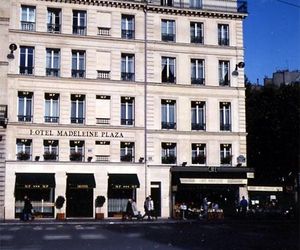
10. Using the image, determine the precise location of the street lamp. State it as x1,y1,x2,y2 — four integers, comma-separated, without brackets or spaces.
7,43,18,60
232,62,245,76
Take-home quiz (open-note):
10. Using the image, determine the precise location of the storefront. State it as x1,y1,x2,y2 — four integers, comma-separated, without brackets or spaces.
15,173,55,218
107,173,140,217
171,167,254,217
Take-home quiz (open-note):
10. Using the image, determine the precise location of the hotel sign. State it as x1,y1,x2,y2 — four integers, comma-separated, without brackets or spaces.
30,129,124,138
180,178,248,185
247,186,283,192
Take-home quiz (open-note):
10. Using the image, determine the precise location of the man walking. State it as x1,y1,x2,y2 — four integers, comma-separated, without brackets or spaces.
239,196,248,217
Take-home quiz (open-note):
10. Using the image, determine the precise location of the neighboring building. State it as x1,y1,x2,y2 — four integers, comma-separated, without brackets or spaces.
0,0,252,219
264,70,300,86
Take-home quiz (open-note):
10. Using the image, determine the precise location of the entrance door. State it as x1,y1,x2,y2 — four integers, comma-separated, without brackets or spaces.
151,182,161,217
66,188,93,217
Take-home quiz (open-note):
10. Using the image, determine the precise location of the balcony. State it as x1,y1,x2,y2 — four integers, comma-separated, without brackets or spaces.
72,69,85,78
191,36,203,44
121,119,135,126
97,70,110,79
191,78,205,85
121,72,135,81
73,26,86,35
18,115,32,122
96,118,110,125
220,124,231,131
122,29,135,39
46,68,60,77
44,116,59,123
96,155,110,162
47,24,61,33
191,123,206,130
161,122,176,129
219,79,230,86
70,117,85,124
162,33,175,42
20,66,34,75
98,27,111,36
120,154,134,162
21,21,35,31
162,155,176,164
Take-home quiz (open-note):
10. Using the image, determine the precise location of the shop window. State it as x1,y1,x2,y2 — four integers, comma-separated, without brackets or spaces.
161,99,176,129
121,15,135,39
191,59,205,85
192,143,206,164
161,142,176,164
96,95,111,124
70,140,84,161
191,101,206,130
121,97,135,125
20,46,34,75
220,144,232,165
46,48,60,77
47,8,61,33
18,91,33,122
220,102,231,131
120,142,135,162
71,94,85,124
16,139,32,160
73,10,86,35
21,5,35,31
162,57,176,83
43,140,59,161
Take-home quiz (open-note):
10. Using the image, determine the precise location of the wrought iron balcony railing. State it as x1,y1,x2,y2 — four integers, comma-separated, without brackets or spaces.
220,124,231,131
72,69,85,78
47,24,61,33
121,72,135,81
70,117,85,124
73,26,86,35
44,116,59,123
122,29,135,39
121,118,135,126
18,115,32,122
162,155,176,164
46,68,60,77
162,122,176,129
191,123,206,130
120,154,134,162
191,36,203,44
218,38,230,46
20,66,34,75
191,78,205,85
162,33,176,42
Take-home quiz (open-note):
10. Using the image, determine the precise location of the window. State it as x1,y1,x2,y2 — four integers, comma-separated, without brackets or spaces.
161,0,173,6
161,99,176,129
121,97,135,125
16,139,32,161
161,20,175,42
95,141,110,162
161,142,176,164
97,12,111,36
190,22,203,44
192,143,206,164
191,101,206,130
73,10,86,35
96,95,111,124
220,102,231,131
72,50,85,78
190,0,202,9
47,8,61,33
46,49,60,77
70,140,84,161
121,54,135,81
218,24,229,46
120,142,135,162
191,59,205,85
45,93,59,123
71,94,85,124
20,46,34,75
161,57,176,83
121,15,135,39
18,91,33,122
43,140,58,161
219,60,230,86
21,6,35,31
220,144,232,165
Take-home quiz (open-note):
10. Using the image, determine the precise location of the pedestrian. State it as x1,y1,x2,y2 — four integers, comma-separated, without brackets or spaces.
202,197,208,218
239,196,248,216
148,196,156,220
180,202,187,220
142,197,150,220
125,199,133,220
22,196,33,221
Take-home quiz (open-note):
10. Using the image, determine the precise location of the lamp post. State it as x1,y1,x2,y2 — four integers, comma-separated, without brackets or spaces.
232,62,245,76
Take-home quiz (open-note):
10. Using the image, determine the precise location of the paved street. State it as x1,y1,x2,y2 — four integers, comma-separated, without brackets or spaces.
0,219,298,250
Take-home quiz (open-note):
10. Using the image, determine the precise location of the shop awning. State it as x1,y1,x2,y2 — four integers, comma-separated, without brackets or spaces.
67,173,96,188
15,173,55,188
108,174,140,189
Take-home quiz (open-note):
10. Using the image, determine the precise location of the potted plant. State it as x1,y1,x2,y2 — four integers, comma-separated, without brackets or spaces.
95,196,106,220
70,151,83,161
55,196,65,220
43,151,57,161
17,151,30,161
193,154,206,164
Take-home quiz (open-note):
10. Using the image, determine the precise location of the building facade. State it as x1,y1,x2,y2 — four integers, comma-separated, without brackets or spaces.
0,0,253,219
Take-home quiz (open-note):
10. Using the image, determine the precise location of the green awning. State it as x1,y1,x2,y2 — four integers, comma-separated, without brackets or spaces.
15,173,55,188
108,174,140,189
67,173,96,188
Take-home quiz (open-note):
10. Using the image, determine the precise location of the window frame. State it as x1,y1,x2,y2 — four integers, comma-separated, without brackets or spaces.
220,102,231,131
161,99,176,129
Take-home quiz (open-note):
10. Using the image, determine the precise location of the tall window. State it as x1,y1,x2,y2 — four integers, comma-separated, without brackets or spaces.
121,54,135,81
161,0,173,6
120,142,135,162
45,93,59,123
43,140,59,161
161,20,175,42
18,91,33,122
190,0,202,9
191,101,206,130
21,6,35,31
218,24,229,46
121,15,135,39
161,142,176,164
20,46,34,75
161,57,176,83
73,10,86,35
220,144,232,165
72,50,85,78
47,8,61,33
190,22,203,44
192,143,206,164
70,140,84,161
191,59,205,85
46,49,60,77
220,102,231,131
71,94,85,124
16,139,32,161
121,97,134,125
219,60,230,86
161,99,176,129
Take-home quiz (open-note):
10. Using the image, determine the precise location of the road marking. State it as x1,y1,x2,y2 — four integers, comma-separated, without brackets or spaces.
8,227,21,231
126,233,142,238
45,227,57,230
33,226,43,230
44,235,72,240
84,226,97,230
80,234,106,240
0,235,13,240
75,225,84,230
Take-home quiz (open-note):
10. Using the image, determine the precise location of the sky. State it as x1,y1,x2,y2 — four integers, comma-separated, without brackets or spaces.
244,0,300,84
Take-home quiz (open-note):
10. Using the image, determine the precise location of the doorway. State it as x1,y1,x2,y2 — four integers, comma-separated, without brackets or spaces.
66,188,93,217
151,182,161,217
